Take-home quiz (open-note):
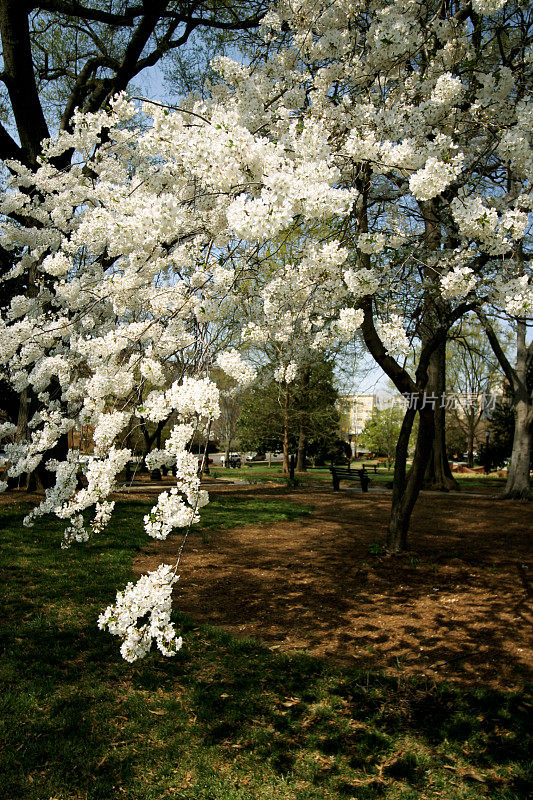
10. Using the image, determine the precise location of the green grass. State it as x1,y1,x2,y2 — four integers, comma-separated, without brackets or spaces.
209,464,332,482
0,496,531,800
209,464,508,493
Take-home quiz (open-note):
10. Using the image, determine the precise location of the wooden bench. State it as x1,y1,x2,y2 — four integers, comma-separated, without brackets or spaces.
363,463,379,474
330,465,371,492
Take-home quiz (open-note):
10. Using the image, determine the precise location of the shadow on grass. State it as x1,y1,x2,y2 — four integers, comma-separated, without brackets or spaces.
0,498,531,800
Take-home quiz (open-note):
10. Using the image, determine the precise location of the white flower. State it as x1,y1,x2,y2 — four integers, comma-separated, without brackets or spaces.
376,315,411,359
335,307,364,339
98,564,182,662
216,349,256,386
440,267,476,300
144,486,201,540
274,361,298,383
430,73,463,106
344,268,380,297
409,155,464,201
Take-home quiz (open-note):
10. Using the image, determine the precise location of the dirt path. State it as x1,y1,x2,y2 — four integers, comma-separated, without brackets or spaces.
134,484,533,689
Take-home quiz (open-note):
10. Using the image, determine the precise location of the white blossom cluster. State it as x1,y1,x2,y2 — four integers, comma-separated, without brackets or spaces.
274,361,299,384
216,350,256,386
335,308,364,340
440,267,476,300
376,315,411,360
98,564,181,662
494,276,533,317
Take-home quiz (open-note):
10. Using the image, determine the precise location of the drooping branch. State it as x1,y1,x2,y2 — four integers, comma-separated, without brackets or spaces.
360,295,417,397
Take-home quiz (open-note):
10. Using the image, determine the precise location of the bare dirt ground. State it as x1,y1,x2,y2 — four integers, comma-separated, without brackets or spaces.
4,482,530,688
135,483,532,689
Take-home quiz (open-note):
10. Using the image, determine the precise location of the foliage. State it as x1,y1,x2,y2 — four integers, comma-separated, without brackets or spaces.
359,406,406,462
238,358,340,460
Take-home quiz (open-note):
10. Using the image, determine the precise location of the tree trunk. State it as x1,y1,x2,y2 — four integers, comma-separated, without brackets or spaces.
424,340,459,491
282,387,290,475
504,399,532,499
0,1,50,165
467,430,475,468
388,407,434,553
504,399,533,500
503,320,532,499
296,368,309,471
296,422,307,472
477,314,532,500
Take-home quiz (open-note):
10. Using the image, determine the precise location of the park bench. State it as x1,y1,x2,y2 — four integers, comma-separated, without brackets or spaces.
363,463,379,474
330,465,371,492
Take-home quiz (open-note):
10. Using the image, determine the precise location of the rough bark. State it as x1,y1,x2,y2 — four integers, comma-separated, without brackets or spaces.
504,321,532,499
0,0,50,164
388,408,434,553
505,398,532,499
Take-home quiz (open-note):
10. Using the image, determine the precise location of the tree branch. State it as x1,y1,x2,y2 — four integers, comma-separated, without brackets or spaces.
84,0,172,111
29,1,144,26
476,307,517,389
0,0,50,164
0,121,24,162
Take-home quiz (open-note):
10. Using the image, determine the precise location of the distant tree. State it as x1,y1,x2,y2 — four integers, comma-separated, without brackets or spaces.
238,381,287,459
294,358,339,471
238,358,339,473
360,405,406,468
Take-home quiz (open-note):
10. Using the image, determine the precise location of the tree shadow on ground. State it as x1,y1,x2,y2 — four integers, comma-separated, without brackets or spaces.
137,485,533,689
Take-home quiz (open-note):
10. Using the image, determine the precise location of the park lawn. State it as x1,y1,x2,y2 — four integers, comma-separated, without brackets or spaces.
209,464,509,495
209,464,333,483
0,496,531,800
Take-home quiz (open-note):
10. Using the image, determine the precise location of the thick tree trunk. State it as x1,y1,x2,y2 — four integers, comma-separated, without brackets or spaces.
0,1,50,164
282,387,290,475
504,320,532,499
477,315,532,500
388,408,434,553
504,398,532,499
424,341,458,491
